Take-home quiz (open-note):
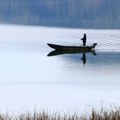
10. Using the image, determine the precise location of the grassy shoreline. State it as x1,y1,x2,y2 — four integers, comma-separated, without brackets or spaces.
0,108,120,120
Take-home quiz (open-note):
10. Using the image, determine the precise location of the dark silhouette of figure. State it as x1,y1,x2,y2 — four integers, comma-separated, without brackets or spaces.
81,34,87,46
81,52,86,64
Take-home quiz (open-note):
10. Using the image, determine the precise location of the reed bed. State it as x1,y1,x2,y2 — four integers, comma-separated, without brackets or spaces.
0,108,120,120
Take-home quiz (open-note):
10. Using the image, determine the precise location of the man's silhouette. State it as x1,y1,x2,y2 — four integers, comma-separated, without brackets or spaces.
81,34,87,46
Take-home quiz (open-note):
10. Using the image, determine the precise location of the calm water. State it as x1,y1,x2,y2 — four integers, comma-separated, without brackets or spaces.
0,25,120,113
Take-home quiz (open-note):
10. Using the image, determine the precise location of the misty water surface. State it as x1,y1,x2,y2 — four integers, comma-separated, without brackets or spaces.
0,25,120,113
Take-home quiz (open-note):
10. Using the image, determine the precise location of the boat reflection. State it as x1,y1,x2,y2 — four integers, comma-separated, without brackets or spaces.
47,50,97,64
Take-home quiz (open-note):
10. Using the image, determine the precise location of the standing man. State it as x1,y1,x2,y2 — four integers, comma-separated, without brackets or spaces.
81,34,87,46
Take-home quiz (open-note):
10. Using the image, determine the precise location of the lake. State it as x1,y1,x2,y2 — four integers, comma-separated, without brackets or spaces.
0,25,120,114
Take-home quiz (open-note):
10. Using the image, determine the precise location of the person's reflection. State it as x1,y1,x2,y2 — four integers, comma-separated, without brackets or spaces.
81,52,86,64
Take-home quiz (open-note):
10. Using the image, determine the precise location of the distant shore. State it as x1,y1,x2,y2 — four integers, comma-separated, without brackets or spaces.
1,108,120,120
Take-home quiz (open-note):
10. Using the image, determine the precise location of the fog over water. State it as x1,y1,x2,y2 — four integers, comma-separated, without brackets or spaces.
0,25,120,114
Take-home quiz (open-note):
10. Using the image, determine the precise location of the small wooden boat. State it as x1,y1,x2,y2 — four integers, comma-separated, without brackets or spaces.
47,43,97,52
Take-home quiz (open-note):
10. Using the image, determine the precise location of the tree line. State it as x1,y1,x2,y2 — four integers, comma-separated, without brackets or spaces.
0,0,119,29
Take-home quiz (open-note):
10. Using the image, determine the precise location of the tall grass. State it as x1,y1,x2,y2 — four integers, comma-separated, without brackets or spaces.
0,107,120,120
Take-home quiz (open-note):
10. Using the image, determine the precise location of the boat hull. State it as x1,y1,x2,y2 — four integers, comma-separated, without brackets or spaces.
47,43,97,52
